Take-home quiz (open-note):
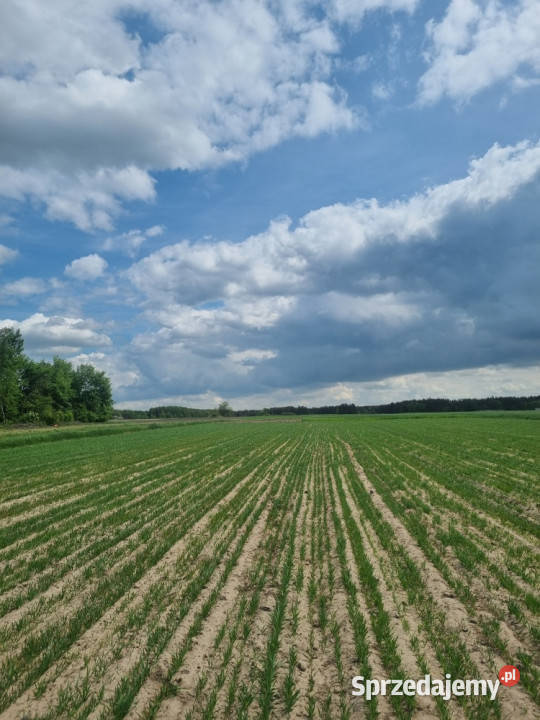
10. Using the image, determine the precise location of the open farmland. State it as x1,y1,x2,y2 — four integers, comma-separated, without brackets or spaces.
0,414,538,720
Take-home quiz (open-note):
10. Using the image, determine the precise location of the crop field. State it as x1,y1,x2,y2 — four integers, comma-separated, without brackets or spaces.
0,414,538,720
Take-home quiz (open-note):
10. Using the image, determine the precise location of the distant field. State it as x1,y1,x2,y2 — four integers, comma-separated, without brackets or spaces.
0,414,538,719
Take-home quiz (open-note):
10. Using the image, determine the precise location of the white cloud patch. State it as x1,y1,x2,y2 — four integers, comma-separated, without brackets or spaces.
0,0,386,230
225,363,540,409
228,348,278,364
339,54,371,73
67,351,141,390
0,277,47,297
116,390,228,411
138,297,296,346
0,313,111,353
315,292,421,325
102,225,166,256
419,0,540,104
328,0,419,24
371,81,393,100
0,243,17,265
145,225,165,238
65,254,108,281
0,166,155,232
0,214,15,230
115,362,540,410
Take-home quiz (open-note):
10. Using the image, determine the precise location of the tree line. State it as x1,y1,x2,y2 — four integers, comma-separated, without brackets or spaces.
0,328,113,424
244,396,540,415
115,395,540,420
262,396,540,415
114,401,233,420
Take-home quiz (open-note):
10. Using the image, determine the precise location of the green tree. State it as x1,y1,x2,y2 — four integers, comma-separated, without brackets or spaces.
51,357,74,420
0,328,24,423
218,400,233,417
72,364,113,422
20,359,55,423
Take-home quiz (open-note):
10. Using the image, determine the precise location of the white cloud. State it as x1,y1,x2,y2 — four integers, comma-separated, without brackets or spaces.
128,139,540,310
226,363,540,408
419,0,540,104
338,363,540,405
116,390,227,411
65,254,108,281
145,225,165,238
127,332,279,397
117,138,540,401
1,277,46,297
114,362,540,410
0,1,139,80
0,214,14,229
224,348,278,376
0,313,111,353
0,166,155,232
315,291,421,325
102,225,166,256
339,54,371,73
0,0,374,230
228,348,278,364
328,0,418,24
0,243,17,265
67,351,141,390
371,81,393,100
137,296,296,347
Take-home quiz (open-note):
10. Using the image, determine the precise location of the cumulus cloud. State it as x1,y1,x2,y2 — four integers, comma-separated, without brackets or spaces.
419,0,540,104
67,351,141,390
0,313,111,353
128,139,540,305
0,0,384,230
102,225,166,256
0,166,155,232
118,138,540,401
65,254,108,281
0,277,47,297
0,243,17,265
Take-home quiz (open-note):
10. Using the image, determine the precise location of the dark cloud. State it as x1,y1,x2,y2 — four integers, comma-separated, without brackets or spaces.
116,152,540,402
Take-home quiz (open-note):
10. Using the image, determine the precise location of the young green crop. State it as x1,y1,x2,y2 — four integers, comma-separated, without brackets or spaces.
0,413,537,720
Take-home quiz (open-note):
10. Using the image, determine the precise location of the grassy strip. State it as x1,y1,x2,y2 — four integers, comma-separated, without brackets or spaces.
0,420,218,450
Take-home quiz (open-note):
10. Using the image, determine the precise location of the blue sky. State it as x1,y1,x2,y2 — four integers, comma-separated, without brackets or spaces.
1,0,539,409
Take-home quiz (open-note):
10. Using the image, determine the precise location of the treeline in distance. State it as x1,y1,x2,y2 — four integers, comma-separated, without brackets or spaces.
0,328,113,424
114,401,233,420
257,396,540,415
115,395,540,420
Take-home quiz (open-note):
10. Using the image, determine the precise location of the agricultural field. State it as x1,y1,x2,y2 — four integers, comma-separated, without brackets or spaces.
0,414,538,720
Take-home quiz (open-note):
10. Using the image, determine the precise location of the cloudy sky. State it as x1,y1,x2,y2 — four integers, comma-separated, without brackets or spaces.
1,0,539,409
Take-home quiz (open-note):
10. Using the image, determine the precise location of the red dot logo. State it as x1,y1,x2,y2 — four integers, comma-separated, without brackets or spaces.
498,665,520,687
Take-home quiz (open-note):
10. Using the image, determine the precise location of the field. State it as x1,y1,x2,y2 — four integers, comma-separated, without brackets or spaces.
0,414,538,720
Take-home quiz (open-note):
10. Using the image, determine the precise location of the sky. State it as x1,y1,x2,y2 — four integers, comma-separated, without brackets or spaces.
1,0,540,410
